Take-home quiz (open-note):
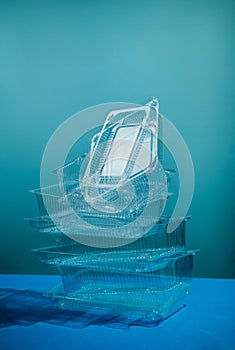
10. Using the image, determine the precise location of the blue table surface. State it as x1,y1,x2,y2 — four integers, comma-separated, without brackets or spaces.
0,275,234,350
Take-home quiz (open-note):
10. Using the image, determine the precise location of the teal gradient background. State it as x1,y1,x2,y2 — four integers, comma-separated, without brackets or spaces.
0,0,234,277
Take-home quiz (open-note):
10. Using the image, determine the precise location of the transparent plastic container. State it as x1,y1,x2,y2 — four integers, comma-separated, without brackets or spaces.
46,282,189,325
33,216,188,265
56,251,196,294
55,155,175,198
29,182,170,242
44,250,196,325
29,162,174,234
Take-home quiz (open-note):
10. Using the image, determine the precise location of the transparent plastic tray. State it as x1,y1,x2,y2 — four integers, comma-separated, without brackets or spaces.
56,251,196,294
54,153,175,201
46,282,189,325
32,165,173,217
28,196,166,228
33,216,188,265
31,183,168,215
29,184,169,241
29,164,174,234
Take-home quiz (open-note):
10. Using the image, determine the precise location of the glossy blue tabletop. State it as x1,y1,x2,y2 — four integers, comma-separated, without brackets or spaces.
0,275,234,350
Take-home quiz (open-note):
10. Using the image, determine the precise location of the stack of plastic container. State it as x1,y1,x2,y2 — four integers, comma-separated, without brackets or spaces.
28,99,197,327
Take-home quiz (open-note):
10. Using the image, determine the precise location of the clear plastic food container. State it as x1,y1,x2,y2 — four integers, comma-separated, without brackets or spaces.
46,281,189,326
29,184,170,242
55,156,175,198
44,251,196,325
31,165,173,217
33,216,188,265
55,251,196,294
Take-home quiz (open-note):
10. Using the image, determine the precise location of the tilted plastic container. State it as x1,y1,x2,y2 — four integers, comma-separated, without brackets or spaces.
80,100,159,187
26,216,59,234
